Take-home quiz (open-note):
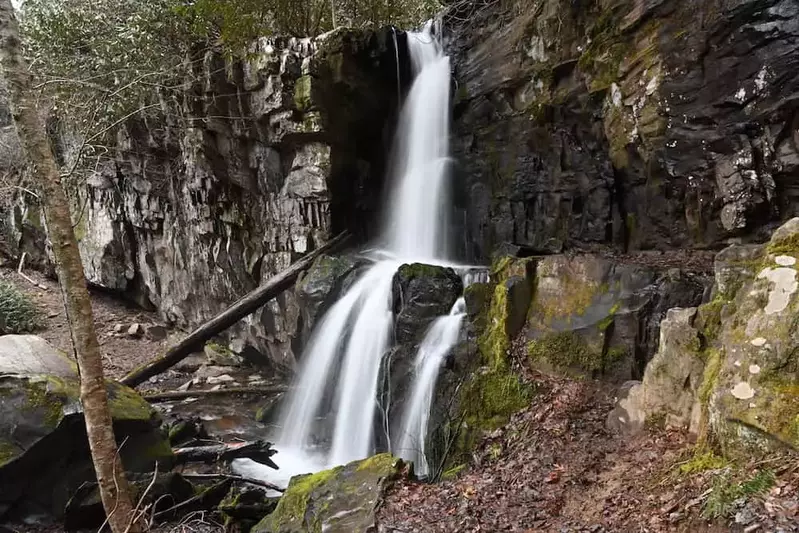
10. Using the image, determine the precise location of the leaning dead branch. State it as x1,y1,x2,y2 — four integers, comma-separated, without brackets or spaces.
121,231,351,388
181,473,284,493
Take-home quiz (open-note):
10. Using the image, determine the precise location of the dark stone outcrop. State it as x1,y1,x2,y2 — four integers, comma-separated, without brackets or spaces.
391,263,463,345
377,263,464,451
525,254,709,381
446,0,799,260
0,335,172,523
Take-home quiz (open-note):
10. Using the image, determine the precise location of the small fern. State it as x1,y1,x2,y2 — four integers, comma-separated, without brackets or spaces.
0,280,42,334
702,469,776,520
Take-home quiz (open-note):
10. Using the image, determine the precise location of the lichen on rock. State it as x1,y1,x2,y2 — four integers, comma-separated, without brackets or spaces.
609,218,799,456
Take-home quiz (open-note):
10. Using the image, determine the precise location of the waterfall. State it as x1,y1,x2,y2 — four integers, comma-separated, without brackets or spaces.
235,23,457,486
383,27,451,261
395,297,466,477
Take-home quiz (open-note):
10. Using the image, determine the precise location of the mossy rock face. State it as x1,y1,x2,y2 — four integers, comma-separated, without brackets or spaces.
0,335,172,522
438,257,535,468
609,218,799,456
526,255,706,382
252,453,403,533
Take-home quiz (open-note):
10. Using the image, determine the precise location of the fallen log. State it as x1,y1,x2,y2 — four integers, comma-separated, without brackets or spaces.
181,473,284,493
143,385,288,403
174,439,279,470
121,231,351,387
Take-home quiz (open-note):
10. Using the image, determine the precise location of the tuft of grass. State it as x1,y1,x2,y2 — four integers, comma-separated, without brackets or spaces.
702,469,776,520
0,280,42,334
679,450,727,475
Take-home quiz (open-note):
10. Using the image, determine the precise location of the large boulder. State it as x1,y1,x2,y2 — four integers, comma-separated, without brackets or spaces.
378,264,463,451
0,335,173,521
252,453,404,533
391,263,463,345
610,218,799,456
525,254,709,382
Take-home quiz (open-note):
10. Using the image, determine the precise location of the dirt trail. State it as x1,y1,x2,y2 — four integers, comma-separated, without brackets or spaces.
378,371,799,533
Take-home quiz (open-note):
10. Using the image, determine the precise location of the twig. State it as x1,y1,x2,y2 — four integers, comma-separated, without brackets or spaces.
143,386,289,402
152,479,233,522
17,252,47,290
124,463,159,533
181,473,284,493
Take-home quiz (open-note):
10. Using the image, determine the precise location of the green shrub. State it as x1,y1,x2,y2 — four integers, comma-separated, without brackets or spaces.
0,280,42,333
702,469,775,520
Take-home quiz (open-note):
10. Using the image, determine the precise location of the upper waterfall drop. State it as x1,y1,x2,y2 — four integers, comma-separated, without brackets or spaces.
383,27,452,261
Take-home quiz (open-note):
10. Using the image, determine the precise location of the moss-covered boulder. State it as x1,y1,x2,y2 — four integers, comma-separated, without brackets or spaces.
295,253,360,347
0,335,173,522
429,257,536,470
526,255,707,382
391,263,463,345
252,453,404,533
609,218,799,456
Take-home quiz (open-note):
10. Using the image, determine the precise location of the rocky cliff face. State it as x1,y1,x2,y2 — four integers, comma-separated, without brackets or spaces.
446,0,799,260
4,28,407,369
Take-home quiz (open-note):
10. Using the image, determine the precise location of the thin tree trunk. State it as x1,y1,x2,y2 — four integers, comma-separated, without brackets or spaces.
0,4,143,533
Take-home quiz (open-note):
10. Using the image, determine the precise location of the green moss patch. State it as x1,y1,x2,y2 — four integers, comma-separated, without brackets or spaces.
293,75,313,112
678,450,727,475
766,233,799,258
0,438,20,467
527,331,605,374
477,282,511,368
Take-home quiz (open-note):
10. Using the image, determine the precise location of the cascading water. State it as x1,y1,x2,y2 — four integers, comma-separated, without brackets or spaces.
235,23,458,486
395,297,466,477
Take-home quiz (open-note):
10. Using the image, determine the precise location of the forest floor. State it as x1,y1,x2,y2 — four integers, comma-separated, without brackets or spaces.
378,343,799,533
0,267,170,382
3,267,799,533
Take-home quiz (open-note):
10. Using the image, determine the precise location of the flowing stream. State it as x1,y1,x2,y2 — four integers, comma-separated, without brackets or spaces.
235,23,464,487
395,297,466,477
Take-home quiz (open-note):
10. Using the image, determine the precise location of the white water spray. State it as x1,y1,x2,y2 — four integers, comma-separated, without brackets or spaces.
395,297,465,477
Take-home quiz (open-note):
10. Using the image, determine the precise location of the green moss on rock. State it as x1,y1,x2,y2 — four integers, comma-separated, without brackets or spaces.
527,331,609,375
461,370,533,430
253,453,402,533
477,282,511,369
293,75,313,111
766,233,799,258
0,438,19,467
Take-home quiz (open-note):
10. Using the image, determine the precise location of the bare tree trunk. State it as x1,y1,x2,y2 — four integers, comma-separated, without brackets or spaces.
0,4,143,533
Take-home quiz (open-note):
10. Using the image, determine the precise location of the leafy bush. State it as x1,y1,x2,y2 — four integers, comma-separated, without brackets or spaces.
0,280,42,334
